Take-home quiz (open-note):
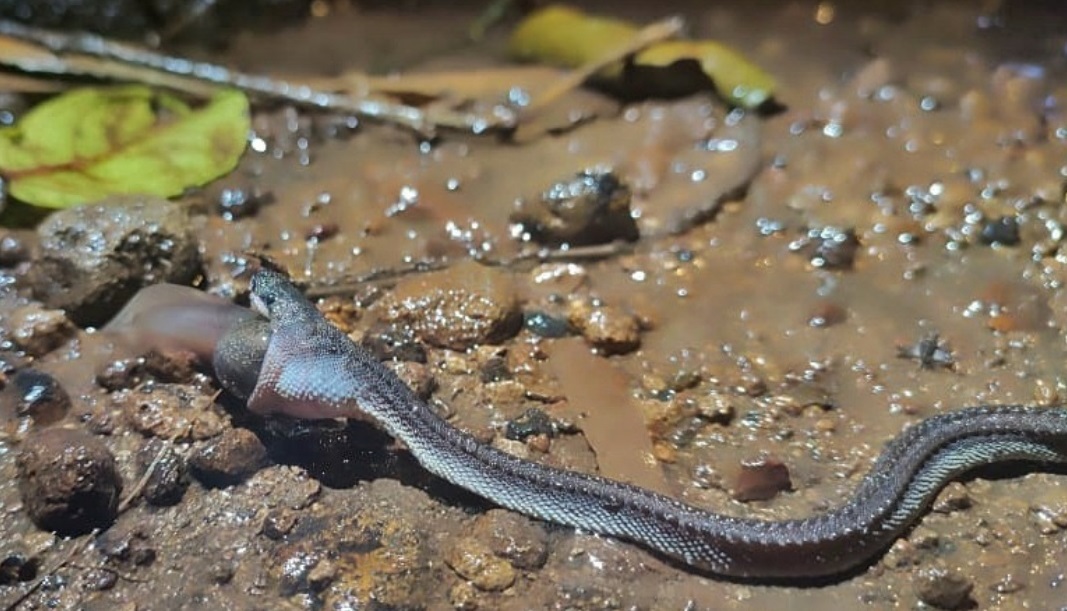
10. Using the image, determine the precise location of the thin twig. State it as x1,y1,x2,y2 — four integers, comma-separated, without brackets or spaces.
520,15,684,116
0,20,515,138
117,442,175,513
302,241,635,300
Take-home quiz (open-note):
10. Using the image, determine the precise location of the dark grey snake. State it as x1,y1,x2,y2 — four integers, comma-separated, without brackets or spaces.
110,269,1067,579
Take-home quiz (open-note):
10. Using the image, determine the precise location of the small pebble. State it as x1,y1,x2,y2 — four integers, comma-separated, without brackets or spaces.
216,185,272,220
0,233,29,266
471,509,550,570
807,301,847,328
932,482,972,514
510,168,639,246
10,369,71,425
914,566,974,610
5,305,75,357
444,537,517,592
82,568,117,591
95,523,157,567
261,508,298,540
0,551,38,585
567,300,641,355
523,311,571,338
480,355,512,383
448,581,480,610
189,428,269,488
386,361,437,400
732,455,793,502
136,438,189,507
505,408,557,441
979,216,1020,246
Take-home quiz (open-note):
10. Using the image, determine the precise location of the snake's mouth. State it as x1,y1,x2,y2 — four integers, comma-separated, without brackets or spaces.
250,291,270,317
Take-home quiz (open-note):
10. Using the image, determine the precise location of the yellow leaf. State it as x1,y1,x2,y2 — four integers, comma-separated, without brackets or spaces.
0,86,249,209
508,5,776,108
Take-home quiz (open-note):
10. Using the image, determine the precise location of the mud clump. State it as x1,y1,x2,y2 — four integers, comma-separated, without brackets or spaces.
370,260,522,351
17,428,123,535
24,196,201,327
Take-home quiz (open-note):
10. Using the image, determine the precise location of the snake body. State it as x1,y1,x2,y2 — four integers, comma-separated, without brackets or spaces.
212,270,1067,579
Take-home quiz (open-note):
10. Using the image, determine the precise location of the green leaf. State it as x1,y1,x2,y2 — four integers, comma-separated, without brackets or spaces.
0,85,250,209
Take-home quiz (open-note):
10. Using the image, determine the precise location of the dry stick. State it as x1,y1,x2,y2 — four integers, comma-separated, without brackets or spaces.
519,15,685,116
0,20,513,138
302,241,634,300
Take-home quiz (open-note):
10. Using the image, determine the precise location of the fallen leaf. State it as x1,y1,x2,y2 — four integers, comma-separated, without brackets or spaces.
0,85,249,209
509,5,776,108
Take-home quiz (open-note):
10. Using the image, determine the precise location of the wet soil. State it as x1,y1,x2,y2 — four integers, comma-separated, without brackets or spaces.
3,1,1067,609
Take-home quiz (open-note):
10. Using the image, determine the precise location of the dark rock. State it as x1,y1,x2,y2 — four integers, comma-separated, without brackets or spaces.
931,482,972,514
480,354,512,383
523,310,571,338
0,0,312,44
136,438,189,506
16,428,123,535
189,428,269,487
9,369,71,425
505,408,558,441
215,185,272,221
96,357,146,392
25,196,201,327
979,216,1020,246
511,168,639,246
0,232,29,266
0,551,38,585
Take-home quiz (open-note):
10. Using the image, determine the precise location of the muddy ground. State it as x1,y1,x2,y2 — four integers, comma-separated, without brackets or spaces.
2,1,1067,609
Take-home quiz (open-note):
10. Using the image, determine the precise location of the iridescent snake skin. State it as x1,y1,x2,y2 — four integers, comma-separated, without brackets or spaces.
184,270,1067,578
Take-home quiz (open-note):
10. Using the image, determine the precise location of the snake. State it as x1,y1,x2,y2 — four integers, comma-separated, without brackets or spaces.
110,269,1067,579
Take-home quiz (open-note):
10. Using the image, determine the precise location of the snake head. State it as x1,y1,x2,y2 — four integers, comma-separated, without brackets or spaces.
249,269,317,322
